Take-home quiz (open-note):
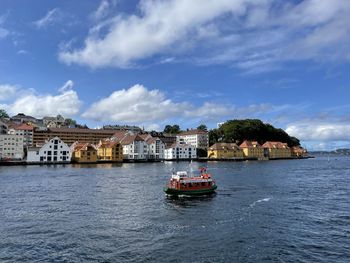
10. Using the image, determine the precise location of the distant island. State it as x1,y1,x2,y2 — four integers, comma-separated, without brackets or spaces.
309,149,350,155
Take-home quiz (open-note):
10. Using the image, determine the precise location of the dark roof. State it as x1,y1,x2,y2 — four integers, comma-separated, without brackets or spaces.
47,128,116,134
178,129,208,136
120,134,145,145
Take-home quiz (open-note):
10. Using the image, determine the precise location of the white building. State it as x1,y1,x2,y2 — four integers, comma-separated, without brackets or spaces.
176,129,209,150
164,143,197,160
140,134,165,160
119,134,149,160
8,123,34,146
27,136,71,163
43,115,65,128
0,134,24,160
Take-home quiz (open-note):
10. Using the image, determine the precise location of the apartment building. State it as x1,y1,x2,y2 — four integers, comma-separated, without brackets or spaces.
0,134,24,160
164,143,197,160
176,129,209,149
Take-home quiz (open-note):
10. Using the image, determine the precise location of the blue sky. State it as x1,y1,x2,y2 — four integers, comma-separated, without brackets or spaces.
1,0,350,150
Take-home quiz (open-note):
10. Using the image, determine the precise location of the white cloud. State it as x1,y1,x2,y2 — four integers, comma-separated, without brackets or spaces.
91,0,115,21
17,50,29,55
286,122,350,142
58,0,255,68
0,14,9,39
145,123,161,131
58,0,350,72
0,84,17,100
2,81,82,118
58,80,74,92
33,8,63,29
82,84,190,122
82,84,284,125
0,27,8,39
185,102,235,119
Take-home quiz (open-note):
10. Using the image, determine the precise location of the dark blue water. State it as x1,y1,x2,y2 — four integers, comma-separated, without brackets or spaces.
1,157,349,262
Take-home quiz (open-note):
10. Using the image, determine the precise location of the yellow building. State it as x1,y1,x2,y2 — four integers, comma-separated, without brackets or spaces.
262,141,291,159
239,140,264,159
72,142,98,163
97,140,123,162
291,146,307,158
208,143,244,159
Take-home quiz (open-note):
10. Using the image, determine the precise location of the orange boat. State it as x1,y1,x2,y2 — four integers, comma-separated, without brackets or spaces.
164,167,217,196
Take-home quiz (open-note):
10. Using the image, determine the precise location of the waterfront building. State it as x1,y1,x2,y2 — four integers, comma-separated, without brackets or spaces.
291,146,308,158
8,123,34,146
176,129,209,150
33,127,116,146
71,142,98,163
27,137,71,163
96,139,123,162
262,141,292,159
239,140,264,159
208,143,244,159
0,134,24,160
164,143,197,160
139,134,165,160
118,134,148,160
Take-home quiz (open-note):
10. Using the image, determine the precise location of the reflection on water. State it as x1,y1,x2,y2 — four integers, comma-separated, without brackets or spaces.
165,193,216,207
71,163,123,169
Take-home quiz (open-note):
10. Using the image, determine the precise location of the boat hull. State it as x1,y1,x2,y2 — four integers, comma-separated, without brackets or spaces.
164,185,217,196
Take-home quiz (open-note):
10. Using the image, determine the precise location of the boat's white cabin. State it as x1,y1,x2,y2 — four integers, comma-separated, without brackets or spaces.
172,171,188,180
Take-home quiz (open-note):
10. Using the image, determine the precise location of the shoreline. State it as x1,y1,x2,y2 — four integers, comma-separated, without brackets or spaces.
0,156,314,166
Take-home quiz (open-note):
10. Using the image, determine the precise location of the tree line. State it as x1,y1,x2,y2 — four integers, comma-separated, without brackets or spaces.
162,120,300,147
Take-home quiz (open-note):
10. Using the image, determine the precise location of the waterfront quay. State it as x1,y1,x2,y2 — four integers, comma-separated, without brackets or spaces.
0,114,308,166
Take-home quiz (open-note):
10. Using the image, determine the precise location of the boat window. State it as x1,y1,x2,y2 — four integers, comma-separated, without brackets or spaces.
202,182,206,186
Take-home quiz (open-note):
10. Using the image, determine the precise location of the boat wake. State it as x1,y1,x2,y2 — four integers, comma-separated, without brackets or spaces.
249,197,272,208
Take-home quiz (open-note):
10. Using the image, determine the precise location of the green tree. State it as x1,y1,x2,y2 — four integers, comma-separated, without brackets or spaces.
213,119,300,147
0,109,9,118
209,128,222,146
65,118,77,126
163,124,181,134
197,124,208,131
